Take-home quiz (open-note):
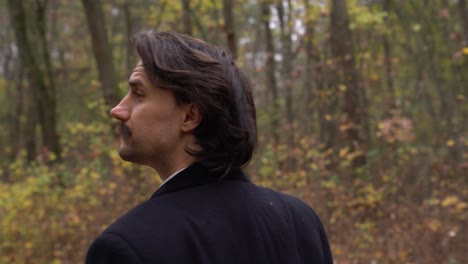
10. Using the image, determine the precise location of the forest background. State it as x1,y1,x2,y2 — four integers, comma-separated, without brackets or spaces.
0,0,466,263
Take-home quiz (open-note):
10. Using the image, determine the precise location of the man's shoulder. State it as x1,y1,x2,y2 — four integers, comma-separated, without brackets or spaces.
87,196,190,263
253,184,319,211
104,194,184,234
94,196,188,255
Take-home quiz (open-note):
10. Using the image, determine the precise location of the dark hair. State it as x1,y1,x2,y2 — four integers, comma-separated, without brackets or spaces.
132,31,257,176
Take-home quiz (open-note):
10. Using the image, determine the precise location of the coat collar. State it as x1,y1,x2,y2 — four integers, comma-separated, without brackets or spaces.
150,163,249,199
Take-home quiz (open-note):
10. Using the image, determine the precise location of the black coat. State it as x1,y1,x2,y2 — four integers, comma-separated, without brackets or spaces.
86,163,333,263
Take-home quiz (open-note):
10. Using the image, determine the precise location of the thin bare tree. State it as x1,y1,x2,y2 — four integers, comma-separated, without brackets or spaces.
81,0,119,110
330,0,368,169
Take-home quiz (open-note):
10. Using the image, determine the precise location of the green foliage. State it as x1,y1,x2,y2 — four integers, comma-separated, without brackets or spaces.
251,131,467,263
348,1,387,32
0,119,161,263
0,0,467,263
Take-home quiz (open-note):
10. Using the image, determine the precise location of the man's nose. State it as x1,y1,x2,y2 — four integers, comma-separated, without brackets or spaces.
110,98,130,121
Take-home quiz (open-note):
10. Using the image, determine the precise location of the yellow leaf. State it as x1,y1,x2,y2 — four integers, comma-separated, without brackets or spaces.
334,247,343,256
339,147,349,158
441,195,459,207
446,140,455,147
339,122,353,131
48,152,57,162
411,24,421,32
299,170,306,178
339,85,347,92
455,202,467,212
310,163,318,170
427,219,441,231
90,172,100,180
462,47,468,55
324,114,332,121
90,80,100,87
4,146,11,153
25,241,33,249
109,182,117,189
23,200,32,208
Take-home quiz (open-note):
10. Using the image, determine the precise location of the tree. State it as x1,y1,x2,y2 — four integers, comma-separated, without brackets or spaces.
330,0,368,169
8,0,60,161
223,0,237,59
276,0,294,128
181,0,192,35
459,0,468,46
81,0,119,109
261,1,280,146
382,0,396,110
121,1,135,74
302,0,317,123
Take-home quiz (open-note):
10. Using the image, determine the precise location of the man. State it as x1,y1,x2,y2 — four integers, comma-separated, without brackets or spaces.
86,31,333,264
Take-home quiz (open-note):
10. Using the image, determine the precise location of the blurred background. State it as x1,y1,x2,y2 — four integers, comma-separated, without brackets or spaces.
0,0,466,263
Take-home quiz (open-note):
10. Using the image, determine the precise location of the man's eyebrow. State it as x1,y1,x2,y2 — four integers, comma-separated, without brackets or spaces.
128,79,144,88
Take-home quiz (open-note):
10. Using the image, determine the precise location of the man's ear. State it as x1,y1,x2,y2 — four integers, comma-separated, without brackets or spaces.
181,103,202,132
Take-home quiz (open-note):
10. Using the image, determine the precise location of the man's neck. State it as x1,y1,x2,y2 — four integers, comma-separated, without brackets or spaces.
154,155,198,181
158,166,188,189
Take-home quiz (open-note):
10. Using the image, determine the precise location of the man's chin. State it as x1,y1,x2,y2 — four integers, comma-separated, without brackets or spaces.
118,146,134,162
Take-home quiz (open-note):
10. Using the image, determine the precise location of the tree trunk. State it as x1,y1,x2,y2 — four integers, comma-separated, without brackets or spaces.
181,0,192,35
8,0,60,161
276,0,294,129
303,0,318,134
317,57,338,153
24,86,38,162
382,0,396,110
330,0,368,169
122,2,135,74
459,0,468,46
261,1,280,146
223,0,237,59
11,69,24,161
36,0,60,159
81,0,119,109
210,0,221,43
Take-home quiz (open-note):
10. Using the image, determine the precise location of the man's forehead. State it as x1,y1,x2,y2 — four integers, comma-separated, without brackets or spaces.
129,63,147,79
133,62,145,73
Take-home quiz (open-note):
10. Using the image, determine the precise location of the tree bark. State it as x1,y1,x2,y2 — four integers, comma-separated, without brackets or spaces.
276,0,294,129
382,0,396,110
8,0,60,161
36,0,60,159
317,55,338,153
122,2,135,74
303,0,318,134
261,1,280,146
81,0,119,109
223,0,237,59
210,0,221,44
12,69,24,161
330,0,368,169
181,0,192,35
459,0,468,46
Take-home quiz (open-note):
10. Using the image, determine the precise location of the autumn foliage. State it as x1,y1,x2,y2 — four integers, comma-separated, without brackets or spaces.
0,113,466,263
1,0,467,263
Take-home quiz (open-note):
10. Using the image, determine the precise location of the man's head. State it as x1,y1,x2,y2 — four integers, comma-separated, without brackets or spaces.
111,31,257,177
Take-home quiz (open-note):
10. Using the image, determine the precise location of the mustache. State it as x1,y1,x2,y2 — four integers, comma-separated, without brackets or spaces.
119,123,132,138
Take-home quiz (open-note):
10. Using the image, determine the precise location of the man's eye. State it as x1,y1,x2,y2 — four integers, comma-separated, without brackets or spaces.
133,91,143,98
